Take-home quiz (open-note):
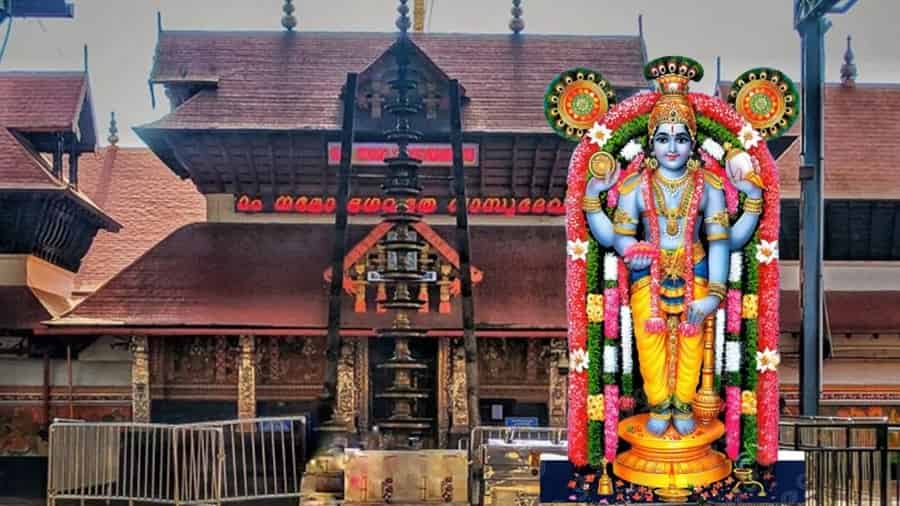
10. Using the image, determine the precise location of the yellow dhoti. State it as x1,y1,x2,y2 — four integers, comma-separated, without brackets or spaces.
630,246,708,410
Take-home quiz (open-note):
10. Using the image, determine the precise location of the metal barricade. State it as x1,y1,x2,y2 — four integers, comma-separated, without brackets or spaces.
779,416,900,506
46,415,306,505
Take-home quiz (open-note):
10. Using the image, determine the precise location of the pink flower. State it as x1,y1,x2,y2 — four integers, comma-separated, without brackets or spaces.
604,288,619,339
604,384,620,462
727,288,742,335
726,386,741,460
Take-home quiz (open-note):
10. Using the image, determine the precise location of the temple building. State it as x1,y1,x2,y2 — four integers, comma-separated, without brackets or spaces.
1,5,899,498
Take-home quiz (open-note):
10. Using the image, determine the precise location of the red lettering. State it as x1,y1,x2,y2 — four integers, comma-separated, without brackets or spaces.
418,198,438,215
547,198,565,215
308,197,323,214
382,198,397,214
236,195,251,212
274,196,293,212
532,198,546,214
323,197,336,213
250,198,263,212
517,198,532,214
483,198,499,214
447,198,457,214
500,198,516,216
469,198,482,214
294,196,309,213
363,198,381,214
347,197,362,214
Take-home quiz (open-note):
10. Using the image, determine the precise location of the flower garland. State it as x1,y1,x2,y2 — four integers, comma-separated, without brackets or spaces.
587,238,604,466
677,168,706,338
714,308,725,390
638,170,666,334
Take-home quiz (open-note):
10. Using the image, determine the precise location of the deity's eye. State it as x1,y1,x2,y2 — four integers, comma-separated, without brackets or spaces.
654,134,669,144
675,134,692,144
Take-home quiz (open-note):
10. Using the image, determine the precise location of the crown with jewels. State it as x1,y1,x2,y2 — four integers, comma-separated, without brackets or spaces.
645,56,704,138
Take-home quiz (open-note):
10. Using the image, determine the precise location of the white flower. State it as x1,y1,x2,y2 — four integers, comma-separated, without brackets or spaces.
588,123,613,148
729,251,743,283
738,123,763,150
603,345,618,374
756,240,778,265
621,306,633,374
567,238,589,262
725,341,741,373
756,348,781,373
603,253,618,281
701,137,725,161
570,348,589,373
619,139,643,161
714,309,726,376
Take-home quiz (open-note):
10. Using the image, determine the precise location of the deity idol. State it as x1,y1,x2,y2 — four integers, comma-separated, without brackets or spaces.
547,56,791,492
583,64,763,437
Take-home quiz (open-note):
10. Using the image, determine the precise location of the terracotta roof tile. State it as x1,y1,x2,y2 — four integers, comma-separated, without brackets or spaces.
0,128,59,188
142,31,648,133
0,287,53,330
0,71,88,131
61,223,566,329
73,147,206,291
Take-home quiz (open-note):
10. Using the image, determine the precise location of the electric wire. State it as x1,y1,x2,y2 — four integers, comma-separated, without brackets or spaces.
0,16,12,64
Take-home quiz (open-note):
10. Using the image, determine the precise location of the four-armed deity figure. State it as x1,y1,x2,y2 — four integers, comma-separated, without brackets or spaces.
582,69,764,437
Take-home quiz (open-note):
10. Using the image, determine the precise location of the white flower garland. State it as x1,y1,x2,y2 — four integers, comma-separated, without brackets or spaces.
729,251,743,284
701,137,725,162
603,253,618,282
621,306,633,374
725,341,741,373
619,139,643,162
603,345,618,374
714,309,725,376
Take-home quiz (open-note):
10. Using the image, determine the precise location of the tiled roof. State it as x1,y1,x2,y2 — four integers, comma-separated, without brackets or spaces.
59,222,566,329
0,287,57,330
718,81,900,199
0,71,89,132
0,128,59,189
74,147,206,291
141,31,648,133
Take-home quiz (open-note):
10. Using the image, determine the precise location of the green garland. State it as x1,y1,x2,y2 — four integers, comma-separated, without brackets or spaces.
739,414,759,466
586,236,604,467
588,421,604,466
696,115,741,150
740,230,761,464
595,115,649,165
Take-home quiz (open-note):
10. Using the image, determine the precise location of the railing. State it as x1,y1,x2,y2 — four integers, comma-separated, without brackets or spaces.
779,415,900,506
46,415,306,505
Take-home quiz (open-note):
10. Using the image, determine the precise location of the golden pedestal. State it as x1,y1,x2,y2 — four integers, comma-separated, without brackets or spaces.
613,413,731,489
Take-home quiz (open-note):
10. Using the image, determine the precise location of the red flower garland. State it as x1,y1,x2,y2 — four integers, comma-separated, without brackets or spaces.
677,168,706,338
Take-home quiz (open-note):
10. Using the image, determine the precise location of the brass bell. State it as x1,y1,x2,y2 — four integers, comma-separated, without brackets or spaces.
597,458,614,496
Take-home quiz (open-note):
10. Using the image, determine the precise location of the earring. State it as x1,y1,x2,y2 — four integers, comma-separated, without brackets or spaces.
644,157,659,170
687,158,701,171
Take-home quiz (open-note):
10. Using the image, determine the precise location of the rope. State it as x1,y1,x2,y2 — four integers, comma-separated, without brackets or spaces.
0,16,13,64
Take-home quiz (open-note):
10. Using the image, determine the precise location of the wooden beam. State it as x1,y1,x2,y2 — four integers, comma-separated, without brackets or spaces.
244,136,261,196
320,132,330,196
510,135,519,198
214,134,241,194
530,137,542,198
449,79,480,428
479,135,487,197
288,133,298,195
546,138,563,196
267,133,278,197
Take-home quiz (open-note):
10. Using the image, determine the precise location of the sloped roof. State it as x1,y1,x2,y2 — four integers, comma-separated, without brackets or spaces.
0,71,89,131
0,128,59,189
140,31,648,133
74,146,206,291
56,222,566,330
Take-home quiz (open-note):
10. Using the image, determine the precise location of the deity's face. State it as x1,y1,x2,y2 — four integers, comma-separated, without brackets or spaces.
652,123,694,172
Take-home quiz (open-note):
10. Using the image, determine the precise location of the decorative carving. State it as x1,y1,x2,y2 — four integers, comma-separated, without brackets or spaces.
526,339,540,382
257,336,326,385
437,338,451,447
548,338,568,427
238,335,256,420
355,338,370,432
131,335,150,423
336,340,357,430
214,336,229,384
450,339,469,432
267,337,282,383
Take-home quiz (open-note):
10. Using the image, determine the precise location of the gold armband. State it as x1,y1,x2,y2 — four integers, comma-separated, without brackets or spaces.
613,226,637,236
708,282,727,301
743,197,764,214
583,196,603,213
704,210,730,228
613,208,638,226
707,232,729,242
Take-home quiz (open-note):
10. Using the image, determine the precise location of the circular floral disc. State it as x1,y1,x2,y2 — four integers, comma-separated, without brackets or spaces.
544,68,616,141
727,67,800,139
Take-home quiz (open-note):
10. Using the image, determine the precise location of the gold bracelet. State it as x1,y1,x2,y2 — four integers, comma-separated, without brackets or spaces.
583,197,603,213
704,210,730,227
743,197,763,214
613,208,638,226
613,225,636,236
707,232,729,242
708,282,727,300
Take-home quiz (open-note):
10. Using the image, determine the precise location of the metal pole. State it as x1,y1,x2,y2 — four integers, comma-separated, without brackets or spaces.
323,72,359,416
798,16,826,417
448,79,480,428
67,344,74,418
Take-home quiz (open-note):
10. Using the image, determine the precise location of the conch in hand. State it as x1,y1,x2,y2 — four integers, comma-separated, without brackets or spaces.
726,150,766,190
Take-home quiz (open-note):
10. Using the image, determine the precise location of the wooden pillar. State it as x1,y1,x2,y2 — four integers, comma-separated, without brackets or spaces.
335,340,357,431
548,338,568,427
437,337,451,448
354,337,370,432
449,338,470,437
131,335,150,423
238,335,256,420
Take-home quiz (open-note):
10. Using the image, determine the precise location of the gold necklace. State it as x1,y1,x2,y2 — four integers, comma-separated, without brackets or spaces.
652,178,694,236
654,170,691,194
